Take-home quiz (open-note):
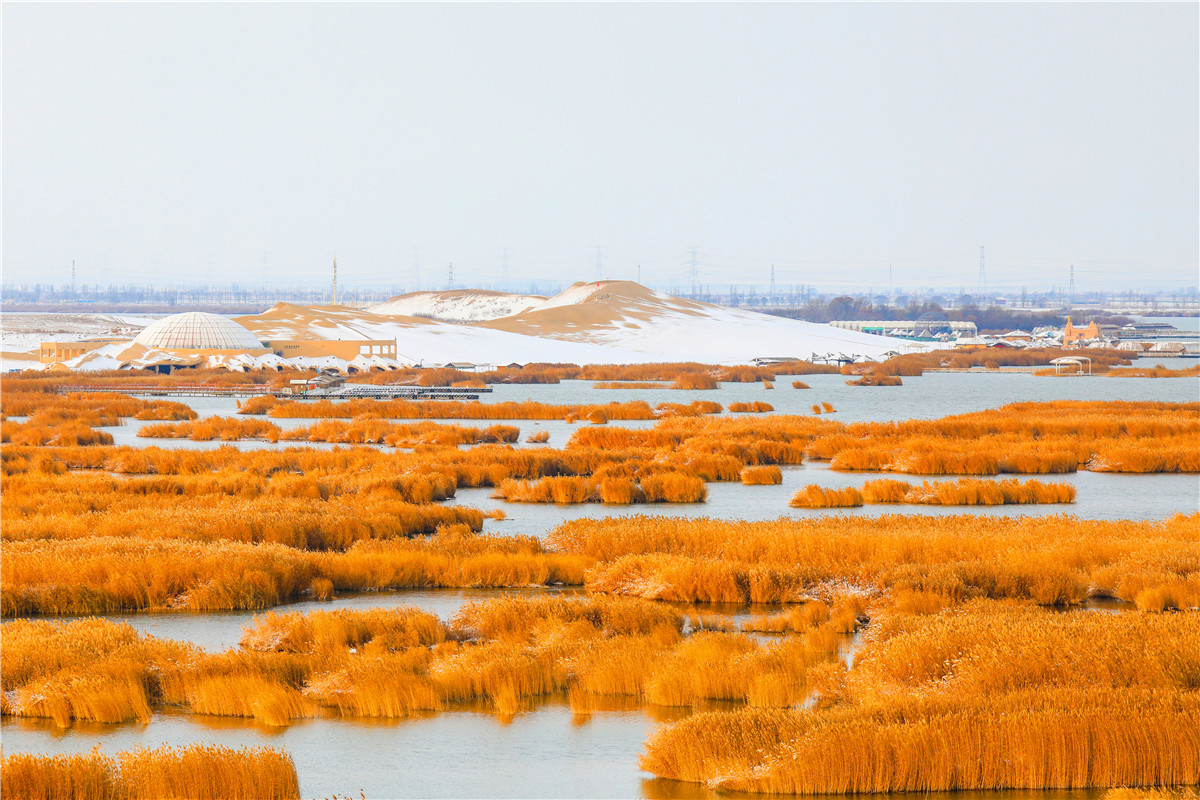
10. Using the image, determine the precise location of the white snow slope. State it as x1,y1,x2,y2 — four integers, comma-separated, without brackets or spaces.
369,290,547,322
479,281,926,363
235,303,650,366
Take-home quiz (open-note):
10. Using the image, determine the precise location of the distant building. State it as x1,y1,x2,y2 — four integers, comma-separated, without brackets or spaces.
39,338,126,364
830,319,978,340
268,339,398,361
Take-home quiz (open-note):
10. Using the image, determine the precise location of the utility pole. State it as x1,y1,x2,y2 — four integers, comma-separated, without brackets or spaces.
332,258,338,305
689,248,699,296
594,246,604,281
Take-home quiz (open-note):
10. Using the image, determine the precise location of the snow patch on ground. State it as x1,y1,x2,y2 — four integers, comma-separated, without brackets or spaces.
370,291,547,322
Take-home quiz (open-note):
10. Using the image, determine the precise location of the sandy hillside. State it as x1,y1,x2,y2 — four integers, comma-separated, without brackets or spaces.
477,281,922,362
235,302,648,366
370,290,547,322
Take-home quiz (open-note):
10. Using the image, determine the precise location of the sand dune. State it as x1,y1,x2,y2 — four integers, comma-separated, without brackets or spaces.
477,281,922,362
234,301,648,366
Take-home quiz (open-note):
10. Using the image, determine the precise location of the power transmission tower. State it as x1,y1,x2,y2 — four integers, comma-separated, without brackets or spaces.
769,265,776,299
448,262,455,290
1069,265,1075,306
413,248,421,292
594,246,604,281
332,258,338,304
978,246,986,292
689,248,698,296
71,260,76,298
501,248,510,288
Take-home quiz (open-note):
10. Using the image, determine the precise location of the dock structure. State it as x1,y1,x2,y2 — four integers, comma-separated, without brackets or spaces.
58,384,493,400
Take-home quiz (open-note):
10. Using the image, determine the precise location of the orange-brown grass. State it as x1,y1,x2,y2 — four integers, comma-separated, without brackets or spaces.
0,389,196,422
641,690,1200,793
821,402,835,413
653,400,723,417
640,473,707,503
811,404,822,413
492,472,705,504
865,347,1132,376
1106,364,1200,378
140,417,522,446
789,484,864,508
255,397,658,421
641,602,1200,793
240,607,449,654
740,465,783,485
525,429,550,443
671,373,719,390
858,477,1076,505
592,381,670,389
846,373,903,386
1105,790,1200,800
0,617,187,727
2,476,485,549
728,401,774,413
549,513,1200,608
0,745,300,800
645,632,829,708
3,528,590,616
792,381,809,389
493,476,597,504
451,595,683,643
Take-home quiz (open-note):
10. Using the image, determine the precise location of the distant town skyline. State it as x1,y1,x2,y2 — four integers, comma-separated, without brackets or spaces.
4,3,1197,292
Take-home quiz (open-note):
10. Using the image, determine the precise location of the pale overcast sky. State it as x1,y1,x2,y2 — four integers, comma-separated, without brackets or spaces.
4,2,1197,293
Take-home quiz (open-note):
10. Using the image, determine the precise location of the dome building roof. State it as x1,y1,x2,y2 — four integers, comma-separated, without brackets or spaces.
133,312,264,351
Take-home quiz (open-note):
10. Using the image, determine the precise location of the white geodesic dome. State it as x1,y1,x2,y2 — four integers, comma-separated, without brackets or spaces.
133,312,264,351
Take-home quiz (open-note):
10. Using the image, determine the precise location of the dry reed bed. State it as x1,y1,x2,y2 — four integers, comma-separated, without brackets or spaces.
139,417,521,446
1,528,588,616
547,513,1200,607
1105,364,1200,378
592,381,669,389
641,601,1200,793
2,597,841,725
491,472,708,504
245,396,666,421
0,744,300,800
850,347,1132,377
789,478,1077,507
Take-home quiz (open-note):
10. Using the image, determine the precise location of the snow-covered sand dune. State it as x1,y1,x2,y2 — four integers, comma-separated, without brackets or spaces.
235,302,649,366
369,290,547,322
9,282,924,371
476,281,923,362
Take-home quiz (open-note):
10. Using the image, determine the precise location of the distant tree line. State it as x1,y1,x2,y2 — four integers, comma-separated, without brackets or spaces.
763,297,1132,333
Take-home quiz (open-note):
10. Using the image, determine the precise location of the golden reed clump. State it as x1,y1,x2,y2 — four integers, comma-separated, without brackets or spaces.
740,466,783,485
0,744,300,800
641,690,1200,793
641,602,1200,794
789,484,864,508
549,513,1200,608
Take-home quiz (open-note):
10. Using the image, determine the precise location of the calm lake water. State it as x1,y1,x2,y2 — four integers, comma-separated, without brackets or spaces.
4,373,1198,798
